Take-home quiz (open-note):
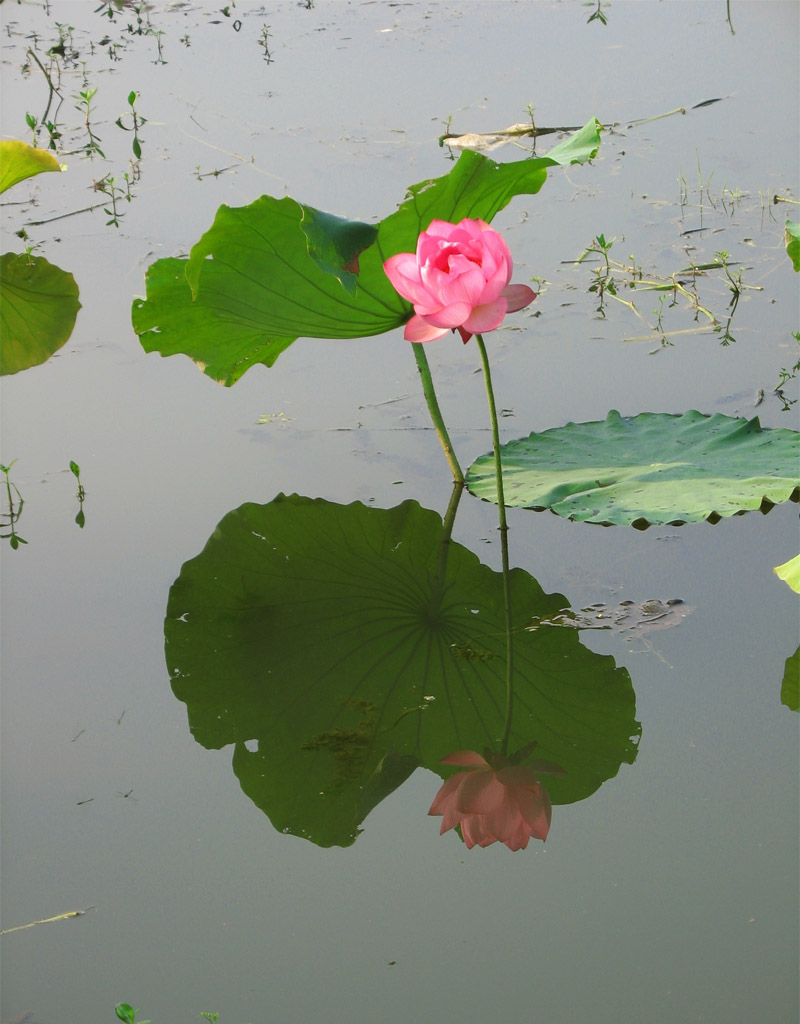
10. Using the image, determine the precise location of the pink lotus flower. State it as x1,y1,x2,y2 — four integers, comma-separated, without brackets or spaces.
428,750,564,851
383,218,537,343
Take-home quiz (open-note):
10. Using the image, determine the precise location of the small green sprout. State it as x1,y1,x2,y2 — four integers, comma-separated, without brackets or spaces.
92,174,135,228
74,85,105,157
773,331,800,412
114,1003,151,1024
70,460,86,528
584,0,609,25
259,24,273,62
1,460,27,550
115,91,146,159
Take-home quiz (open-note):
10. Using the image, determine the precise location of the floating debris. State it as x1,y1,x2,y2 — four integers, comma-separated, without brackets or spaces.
526,598,694,638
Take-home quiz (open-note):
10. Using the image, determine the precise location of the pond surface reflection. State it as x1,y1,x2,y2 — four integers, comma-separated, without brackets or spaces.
1,3,797,1023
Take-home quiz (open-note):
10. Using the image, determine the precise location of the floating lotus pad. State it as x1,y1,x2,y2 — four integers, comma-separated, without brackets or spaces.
466,410,800,527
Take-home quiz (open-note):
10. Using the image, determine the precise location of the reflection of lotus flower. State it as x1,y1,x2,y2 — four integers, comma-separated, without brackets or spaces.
428,750,564,851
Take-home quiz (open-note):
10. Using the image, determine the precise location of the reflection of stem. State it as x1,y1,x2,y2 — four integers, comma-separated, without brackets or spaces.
429,480,464,612
474,334,514,757
27,48,62,126
412,344,464,484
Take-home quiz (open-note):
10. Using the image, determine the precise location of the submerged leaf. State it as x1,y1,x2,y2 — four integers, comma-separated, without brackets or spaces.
466,410,800,526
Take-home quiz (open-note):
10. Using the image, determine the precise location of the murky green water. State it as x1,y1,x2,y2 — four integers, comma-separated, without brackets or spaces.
1,3,798,1022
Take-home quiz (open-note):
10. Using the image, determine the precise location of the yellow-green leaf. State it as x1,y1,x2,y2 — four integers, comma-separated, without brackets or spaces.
0,140,62,195
774,554,800,593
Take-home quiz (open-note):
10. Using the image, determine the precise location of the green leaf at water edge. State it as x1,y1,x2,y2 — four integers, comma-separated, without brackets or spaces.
785,220,800,272
0,253,81,375
774,553,800,593
466,410,800,526
0,140,62,195
132,120,601,385
165,494,638,847
780,647,799,712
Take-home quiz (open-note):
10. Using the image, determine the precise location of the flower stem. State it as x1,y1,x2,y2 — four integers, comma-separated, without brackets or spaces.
474,333,514,757
412,344,464,484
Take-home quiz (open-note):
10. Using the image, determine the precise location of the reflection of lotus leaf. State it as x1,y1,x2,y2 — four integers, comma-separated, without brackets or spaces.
165,495,639,847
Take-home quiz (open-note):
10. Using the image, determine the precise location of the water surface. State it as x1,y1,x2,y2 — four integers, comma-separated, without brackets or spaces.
1,3,797,1022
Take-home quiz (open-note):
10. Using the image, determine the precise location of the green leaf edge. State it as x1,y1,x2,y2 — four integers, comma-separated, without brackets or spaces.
785,220,800,272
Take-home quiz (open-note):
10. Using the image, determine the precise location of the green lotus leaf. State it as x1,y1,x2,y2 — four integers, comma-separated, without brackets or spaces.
466,410,800,527
774,554,800,593
131,256,298,385
0,140,62,195
132,120,601,385
0,253,81,375
299,207,378,295
370,117,601,288
182,195,405,339
165,494,638,847
781,647,799,711
785,220,800,272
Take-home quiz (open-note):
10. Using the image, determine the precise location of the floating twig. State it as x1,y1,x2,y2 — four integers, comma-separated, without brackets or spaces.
1,907,95,936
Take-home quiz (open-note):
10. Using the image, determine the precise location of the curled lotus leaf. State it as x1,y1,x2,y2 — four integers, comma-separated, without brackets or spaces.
131,120,601,384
